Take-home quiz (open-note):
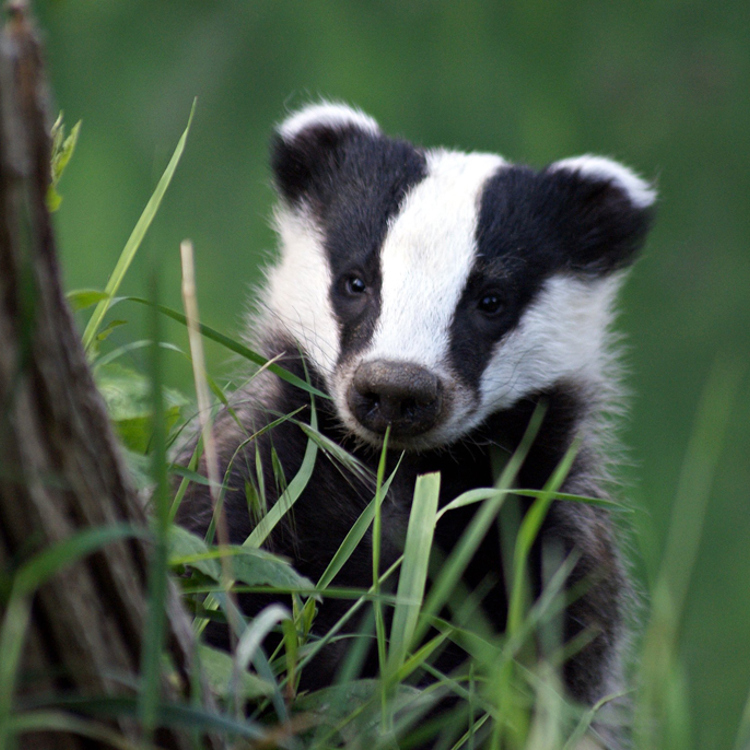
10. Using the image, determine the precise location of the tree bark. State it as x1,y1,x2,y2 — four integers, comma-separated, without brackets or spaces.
0,4,208,747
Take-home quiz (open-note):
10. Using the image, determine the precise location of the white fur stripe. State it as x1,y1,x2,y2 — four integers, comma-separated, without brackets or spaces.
368,150,505,367
479,273,624,411
262,207,340,379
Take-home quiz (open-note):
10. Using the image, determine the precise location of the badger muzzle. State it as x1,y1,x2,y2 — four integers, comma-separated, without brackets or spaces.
347,359,444,438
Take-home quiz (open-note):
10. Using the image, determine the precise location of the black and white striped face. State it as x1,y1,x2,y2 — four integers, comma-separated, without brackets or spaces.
263,103,655,450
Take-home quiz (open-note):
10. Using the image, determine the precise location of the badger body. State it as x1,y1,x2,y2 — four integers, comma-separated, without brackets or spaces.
178,103,655,738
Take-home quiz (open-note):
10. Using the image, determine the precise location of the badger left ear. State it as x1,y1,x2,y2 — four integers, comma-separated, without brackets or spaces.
545,155,656,273
271,102,381,211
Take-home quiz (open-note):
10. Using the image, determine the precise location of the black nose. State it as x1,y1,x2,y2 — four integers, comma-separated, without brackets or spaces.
347,360,444,437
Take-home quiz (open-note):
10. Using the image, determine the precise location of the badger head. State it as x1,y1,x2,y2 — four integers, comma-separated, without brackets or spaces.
262,103,655,451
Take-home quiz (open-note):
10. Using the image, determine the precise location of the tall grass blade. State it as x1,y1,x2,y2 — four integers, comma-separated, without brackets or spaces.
658,357,744,617
317,456,402,591
506,439,579,638
138,274,171,736
387,471,440,674
244,401,319,548
93,339,184,369
82,100,196,351
295,557,403,675
179,238,241,654
34,695,268,740
0,524,141,747
8,711,152,750
126,297,328,399
416,403,546,646
12,524,143,596
636,357,744,750
734,682,750,750
371,428,390,728
10,711,159,750
232,604,290,717
297,421,372,485
0,593,32,749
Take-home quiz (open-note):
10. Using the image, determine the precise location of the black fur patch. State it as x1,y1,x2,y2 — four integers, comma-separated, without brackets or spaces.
448,164,653,389
272,123,427,361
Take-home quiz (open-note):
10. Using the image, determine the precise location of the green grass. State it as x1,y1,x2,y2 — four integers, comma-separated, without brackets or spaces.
2,107,748,750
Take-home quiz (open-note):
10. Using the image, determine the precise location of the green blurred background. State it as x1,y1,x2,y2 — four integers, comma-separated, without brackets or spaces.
35,2,749,746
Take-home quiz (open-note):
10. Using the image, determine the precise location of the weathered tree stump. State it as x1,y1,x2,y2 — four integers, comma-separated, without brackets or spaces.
0,4,209,747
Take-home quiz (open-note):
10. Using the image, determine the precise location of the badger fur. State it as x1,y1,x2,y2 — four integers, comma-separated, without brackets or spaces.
177,103,655,743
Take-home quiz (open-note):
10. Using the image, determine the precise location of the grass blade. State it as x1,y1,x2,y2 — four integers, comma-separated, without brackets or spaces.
0,524,142,746
244,401,319,548
13,524,143,596
415,403,547,647
387,471,440,674
0,594,33,748
506,439,579,638
125,296,328,399
8,711,153,750
317,455,402,591
371,428,391,724
636,357,744,750
81,100,196,351
28,695,268,740
734,682,750,750
232,604,290,718
138,275,171,736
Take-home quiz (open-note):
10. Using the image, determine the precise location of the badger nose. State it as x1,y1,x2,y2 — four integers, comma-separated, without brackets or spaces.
347,360,443,437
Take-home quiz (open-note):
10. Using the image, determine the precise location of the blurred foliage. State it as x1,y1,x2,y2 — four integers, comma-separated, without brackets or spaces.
35,1,750,746
47,112,80,211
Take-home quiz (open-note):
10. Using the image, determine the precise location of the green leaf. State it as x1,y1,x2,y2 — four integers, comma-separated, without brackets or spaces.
295,679,423,742
82,100,196,351
230,548,315,592
95,363,188,453
197,644,273,700
120,447,154,491
50,116,82,184
66,289,111,312
95,318,127,342
169,526,315,593
46,186,62,212
168,525,221,579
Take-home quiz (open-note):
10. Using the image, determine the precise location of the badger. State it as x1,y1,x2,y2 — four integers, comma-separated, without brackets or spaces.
177,102,655,743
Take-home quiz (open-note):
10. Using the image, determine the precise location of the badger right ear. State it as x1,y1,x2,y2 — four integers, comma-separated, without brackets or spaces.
271,103,381,210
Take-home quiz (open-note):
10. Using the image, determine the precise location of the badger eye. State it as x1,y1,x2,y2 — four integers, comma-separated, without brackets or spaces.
477,293,503,316
345,275,367,295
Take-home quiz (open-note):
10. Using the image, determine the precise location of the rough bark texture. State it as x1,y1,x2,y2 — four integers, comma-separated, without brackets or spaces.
0,5,208,748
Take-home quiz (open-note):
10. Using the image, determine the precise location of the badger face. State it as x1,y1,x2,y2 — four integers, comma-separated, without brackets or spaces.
263,103,655,451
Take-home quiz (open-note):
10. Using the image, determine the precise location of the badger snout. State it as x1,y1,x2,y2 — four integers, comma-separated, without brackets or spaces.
347,360,444,438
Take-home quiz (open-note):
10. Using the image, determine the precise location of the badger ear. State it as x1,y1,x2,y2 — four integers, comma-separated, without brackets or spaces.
545,155,656,273
271,102,381,209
